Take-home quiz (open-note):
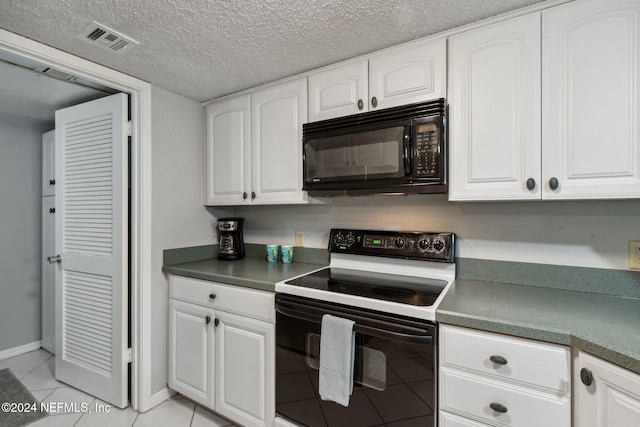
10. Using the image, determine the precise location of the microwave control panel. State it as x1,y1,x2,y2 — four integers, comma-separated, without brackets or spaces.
413,121,441,178
329,228,455,262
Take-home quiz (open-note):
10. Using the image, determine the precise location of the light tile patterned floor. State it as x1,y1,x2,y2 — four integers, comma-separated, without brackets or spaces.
0,349,238,427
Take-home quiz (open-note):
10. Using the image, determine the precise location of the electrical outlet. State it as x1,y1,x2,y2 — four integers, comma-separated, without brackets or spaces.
295,230,304,247
629,240,640,270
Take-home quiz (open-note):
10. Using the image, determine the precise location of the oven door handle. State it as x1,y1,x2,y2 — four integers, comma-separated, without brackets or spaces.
276,298,433,345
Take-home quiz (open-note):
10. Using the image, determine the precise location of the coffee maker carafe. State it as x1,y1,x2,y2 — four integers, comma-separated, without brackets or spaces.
217,217,245,260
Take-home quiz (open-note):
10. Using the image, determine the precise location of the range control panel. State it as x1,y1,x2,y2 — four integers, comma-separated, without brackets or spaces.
328,229,455,262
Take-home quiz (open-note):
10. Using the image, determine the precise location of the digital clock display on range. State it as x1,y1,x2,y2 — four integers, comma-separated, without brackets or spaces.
363,235,391,249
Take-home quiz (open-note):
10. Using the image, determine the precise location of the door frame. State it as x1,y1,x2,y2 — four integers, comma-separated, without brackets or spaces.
0,29,153,411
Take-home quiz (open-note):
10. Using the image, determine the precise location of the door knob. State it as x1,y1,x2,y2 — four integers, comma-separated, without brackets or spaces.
47,255,62,264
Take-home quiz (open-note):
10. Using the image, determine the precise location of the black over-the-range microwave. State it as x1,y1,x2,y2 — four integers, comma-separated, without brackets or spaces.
302,99,447,196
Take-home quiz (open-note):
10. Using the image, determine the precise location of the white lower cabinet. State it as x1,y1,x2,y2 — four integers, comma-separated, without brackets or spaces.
216,310,274,427
168,275,275,427
439,324,571,426
169,299,216,409
574,351,640,427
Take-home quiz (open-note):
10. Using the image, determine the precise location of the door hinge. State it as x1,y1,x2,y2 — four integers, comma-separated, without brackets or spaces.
127,120,133,137
126,347,132,363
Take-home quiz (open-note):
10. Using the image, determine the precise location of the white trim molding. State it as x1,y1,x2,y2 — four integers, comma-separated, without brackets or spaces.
0,341,42,361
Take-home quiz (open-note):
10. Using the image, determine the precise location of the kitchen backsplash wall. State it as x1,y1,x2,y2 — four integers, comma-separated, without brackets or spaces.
233,194,640,271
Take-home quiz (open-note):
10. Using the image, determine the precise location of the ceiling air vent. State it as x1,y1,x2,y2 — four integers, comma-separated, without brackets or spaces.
77,21,139,55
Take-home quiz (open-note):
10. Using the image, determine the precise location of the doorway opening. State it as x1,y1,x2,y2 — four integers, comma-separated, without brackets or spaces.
0,28,153,412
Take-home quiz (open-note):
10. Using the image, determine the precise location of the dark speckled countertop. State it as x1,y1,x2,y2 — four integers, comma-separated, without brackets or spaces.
162,243,329,292
437,278,640,375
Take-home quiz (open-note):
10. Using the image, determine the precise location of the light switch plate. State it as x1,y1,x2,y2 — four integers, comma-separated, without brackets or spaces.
629,240,640,269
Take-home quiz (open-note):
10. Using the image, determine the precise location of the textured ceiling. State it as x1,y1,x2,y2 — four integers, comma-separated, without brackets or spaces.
1,0,546,102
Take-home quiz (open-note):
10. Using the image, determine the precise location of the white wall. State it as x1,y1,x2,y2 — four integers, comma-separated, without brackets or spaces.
234,194,640,271
150,86,231,394
0,115,51,352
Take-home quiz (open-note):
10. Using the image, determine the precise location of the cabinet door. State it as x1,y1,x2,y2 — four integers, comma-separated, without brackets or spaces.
215,311,275,427
448,13,541,201
308,60,368,121
369,37,446,111
575,351,640,427
542,0,640,199
42,130,55,196
251,78,308,204
168,299,215,409
41,195,56,354
205,95,251,205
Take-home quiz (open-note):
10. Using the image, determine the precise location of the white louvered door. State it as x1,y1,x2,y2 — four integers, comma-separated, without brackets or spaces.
54,93,129,408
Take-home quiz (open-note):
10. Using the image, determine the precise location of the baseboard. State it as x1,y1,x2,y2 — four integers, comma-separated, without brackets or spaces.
0,341,42,361
141,387,176,412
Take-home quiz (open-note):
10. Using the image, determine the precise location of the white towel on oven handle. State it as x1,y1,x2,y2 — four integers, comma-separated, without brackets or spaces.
318,313,356,407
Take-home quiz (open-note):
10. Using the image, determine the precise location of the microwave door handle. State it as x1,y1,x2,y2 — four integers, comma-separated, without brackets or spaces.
403,126,411,175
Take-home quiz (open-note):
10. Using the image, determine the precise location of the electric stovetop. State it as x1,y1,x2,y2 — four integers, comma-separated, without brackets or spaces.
284,267,448,306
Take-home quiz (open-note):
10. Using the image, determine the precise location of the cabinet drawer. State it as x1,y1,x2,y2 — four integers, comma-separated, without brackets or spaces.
440,325,570,394
440,411,488,427
169,275,275,323
440,367,571,427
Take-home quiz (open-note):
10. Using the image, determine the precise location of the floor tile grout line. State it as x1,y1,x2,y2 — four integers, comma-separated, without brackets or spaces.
189,402,196,427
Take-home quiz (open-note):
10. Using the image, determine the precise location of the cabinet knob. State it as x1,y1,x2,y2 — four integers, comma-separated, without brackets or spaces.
49,207,56,214
243,192,248,200
549,177,559,191
489,402,508,413
526,178,536,191
209,293,216,300
205,315,211,325
371,97,378,108
49,179,55,185
490,355,508,365
214,318,220,327
251,191,256,200
357,99,364,110
580,367,593,386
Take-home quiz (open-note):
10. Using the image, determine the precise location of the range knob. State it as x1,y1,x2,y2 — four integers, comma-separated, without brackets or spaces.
333,232,356,249
433,239,445,252
333,233,344,246
418,239,431,250
346,232,356,245
395,237,406,248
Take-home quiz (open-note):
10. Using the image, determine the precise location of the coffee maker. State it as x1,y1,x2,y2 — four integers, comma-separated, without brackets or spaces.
217,217,245,260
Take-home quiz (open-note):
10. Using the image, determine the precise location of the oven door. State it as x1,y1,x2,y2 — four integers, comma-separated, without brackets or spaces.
275,294,436,427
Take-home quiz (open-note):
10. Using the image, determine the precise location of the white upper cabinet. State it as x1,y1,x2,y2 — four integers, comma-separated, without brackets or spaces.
449,0,640,201
448,13,541,201
369,38,446,111
42,130,56,196
205,78,309,206
308,60,368,122
251,78,308,204
542,0,640,199
205,95,251,205
308,38,446,122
